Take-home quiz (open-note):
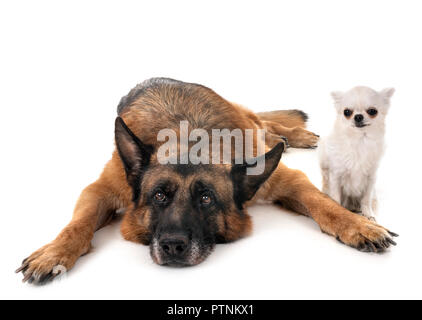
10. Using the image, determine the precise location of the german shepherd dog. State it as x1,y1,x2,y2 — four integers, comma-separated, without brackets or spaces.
16,78,397,284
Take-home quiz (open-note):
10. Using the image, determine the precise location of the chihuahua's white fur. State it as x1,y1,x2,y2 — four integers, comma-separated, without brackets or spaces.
318,86,394,220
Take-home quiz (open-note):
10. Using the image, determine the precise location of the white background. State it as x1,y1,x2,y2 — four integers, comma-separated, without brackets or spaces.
1,0,421,299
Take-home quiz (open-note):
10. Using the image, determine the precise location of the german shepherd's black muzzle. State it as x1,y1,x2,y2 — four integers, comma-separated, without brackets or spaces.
158,232,190,264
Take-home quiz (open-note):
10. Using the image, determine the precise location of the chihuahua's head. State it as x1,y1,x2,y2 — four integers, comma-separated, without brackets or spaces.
331,86,394,131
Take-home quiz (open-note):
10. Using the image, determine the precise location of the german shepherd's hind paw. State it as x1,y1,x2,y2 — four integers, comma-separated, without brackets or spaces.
288,127,319,149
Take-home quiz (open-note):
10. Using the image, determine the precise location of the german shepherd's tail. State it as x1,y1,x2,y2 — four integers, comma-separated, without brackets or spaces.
256,109,308,129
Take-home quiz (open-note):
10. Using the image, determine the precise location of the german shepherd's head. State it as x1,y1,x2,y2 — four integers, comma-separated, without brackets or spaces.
115,117,283,267
114,80,284,267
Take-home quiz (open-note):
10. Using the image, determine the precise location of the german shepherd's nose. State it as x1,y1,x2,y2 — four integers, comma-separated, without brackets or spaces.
159,233,189,257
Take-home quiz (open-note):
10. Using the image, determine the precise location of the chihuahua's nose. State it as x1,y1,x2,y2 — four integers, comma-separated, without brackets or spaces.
159,233,189,257
354,114,364,123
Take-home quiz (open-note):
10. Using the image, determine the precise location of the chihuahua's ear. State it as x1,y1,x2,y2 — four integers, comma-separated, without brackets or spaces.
380,88,395,104
331,91,344,105
115,117,153,202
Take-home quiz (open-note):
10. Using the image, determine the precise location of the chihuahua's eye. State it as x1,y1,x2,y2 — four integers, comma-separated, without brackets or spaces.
367,108,378,116
344,109,353,118
200,194,212,205
154,191,166,202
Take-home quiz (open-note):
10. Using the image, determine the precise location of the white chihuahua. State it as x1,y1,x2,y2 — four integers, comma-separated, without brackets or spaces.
318,86,394,220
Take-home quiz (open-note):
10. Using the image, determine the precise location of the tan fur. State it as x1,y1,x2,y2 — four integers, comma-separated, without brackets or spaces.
256,110,307,128
261,120,319,148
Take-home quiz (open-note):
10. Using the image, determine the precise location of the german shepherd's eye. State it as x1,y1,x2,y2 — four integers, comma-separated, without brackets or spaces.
367,108,378,116
200,193,212,206
154,191,167,203
344,108,353,118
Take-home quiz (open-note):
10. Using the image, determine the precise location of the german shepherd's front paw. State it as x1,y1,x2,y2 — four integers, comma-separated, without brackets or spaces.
288,127,319,149
15,243,78,285
336,216,398,253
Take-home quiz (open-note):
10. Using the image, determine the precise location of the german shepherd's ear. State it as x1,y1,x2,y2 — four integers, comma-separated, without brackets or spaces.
231,142,284,207
115,117,153,201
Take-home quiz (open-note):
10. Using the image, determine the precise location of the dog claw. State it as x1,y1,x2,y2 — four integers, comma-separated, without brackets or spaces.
373,241,381,249
381,239,390,248
16,265,28,275
386,238,397,246
22,272,32,283
15,258,30,274
280,136,290,148
388,231,399,237
21,268,62,285
356,232,394,253
366,240,377,252
15,264,27,274
36,271,58,285
360,244,372,252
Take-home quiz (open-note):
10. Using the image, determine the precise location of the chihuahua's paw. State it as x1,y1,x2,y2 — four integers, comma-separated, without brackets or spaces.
16,243,78,285
289,127,319,149
360,212,376,222
336,216,398,253
360,206,376,221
